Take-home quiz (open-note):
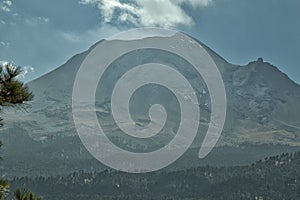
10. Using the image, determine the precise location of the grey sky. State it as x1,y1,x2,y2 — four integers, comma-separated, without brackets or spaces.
0,0,299,84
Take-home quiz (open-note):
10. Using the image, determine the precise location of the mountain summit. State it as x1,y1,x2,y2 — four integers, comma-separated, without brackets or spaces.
1,35,300,177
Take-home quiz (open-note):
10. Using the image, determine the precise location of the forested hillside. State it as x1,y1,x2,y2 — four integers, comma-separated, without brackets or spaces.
11,151,300,200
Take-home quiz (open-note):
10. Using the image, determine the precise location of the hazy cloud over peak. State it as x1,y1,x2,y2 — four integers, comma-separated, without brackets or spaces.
0,0,299,83
79,0,213,28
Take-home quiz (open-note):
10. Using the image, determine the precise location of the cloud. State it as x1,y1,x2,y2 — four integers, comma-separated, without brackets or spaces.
0,60,9,66
0,61,34,79
79,0,212,28
36,16,49,23
25,16,49,26
0,41,10,47
59,24,119,43
0,0,12,12
17,66,35,80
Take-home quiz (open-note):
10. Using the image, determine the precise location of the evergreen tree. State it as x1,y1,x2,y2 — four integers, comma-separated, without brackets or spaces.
14,189,41,200
0,62,33,127
0,63,33,105
0,63,38,199
0,180,9,200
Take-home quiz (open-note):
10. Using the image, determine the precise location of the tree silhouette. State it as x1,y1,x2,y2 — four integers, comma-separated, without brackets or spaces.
0,63,33,105
0,63,38,199
0,180,9,200
14,189,41,200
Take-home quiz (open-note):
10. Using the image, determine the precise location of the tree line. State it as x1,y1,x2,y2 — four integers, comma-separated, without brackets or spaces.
10,151,300,200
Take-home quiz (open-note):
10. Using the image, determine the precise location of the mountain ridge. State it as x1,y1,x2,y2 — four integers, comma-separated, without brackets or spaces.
1,34,300,177
7,35,300,146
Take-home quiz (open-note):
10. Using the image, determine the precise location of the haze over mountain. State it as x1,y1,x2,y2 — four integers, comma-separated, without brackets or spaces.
0,33,300,177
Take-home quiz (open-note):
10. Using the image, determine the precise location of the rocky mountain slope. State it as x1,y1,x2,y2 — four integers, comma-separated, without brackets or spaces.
0,33,300,177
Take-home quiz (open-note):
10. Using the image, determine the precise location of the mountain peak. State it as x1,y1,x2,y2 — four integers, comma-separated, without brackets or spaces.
257,57,264,63
1,36,300,177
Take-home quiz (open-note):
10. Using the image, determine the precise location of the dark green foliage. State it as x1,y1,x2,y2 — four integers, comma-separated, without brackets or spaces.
0,63,36,199
14,189,41,200
0,180,9,200
10,151,300,200
0,63,33,105
0,62,34,127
